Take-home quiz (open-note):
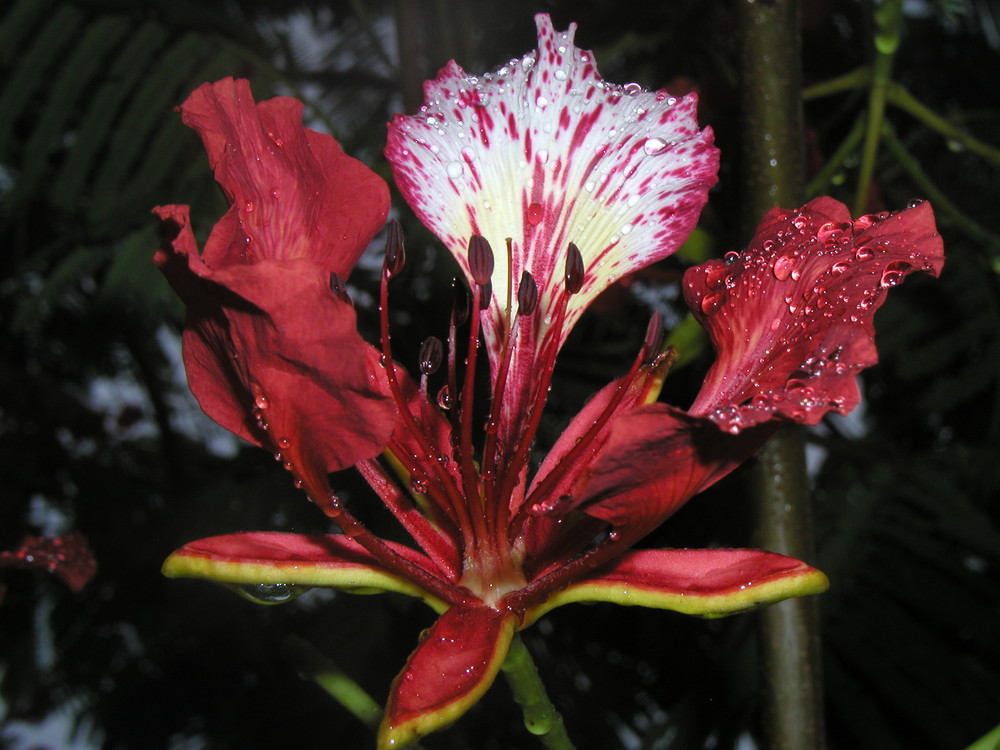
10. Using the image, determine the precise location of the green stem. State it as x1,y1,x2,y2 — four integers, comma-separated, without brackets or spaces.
854,0,905,215
806,114,866,198
881,123,1000,254
886,83,1000,168
283,635,385,730
737,2,826,749
801,66,870,100
500,634,575,750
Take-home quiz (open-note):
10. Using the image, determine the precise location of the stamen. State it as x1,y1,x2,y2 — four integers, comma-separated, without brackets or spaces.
479,280,493,310
378,225,466,534
329,272,350,303
565,242,585,294
384,220,406,277
468,234,495,286
419,336,444,376
356,458,461,581
517,271,538,316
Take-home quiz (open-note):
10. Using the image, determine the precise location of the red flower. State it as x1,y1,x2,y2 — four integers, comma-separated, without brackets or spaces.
156,18,944,749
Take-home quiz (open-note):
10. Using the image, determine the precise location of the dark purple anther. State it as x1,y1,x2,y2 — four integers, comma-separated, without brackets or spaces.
468,235,495,286
384,220,406,276
329,272,350,302
419,336,444,375
565,243,585,294
517,271,538,316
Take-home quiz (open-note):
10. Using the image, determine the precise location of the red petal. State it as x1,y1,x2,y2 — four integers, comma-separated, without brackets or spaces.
684,197,944,431
525,547,828,623
163,531,446,608
379,606,517,749
155,205,395,474
177,78,388,274
569,404,771,535
0,532,97,592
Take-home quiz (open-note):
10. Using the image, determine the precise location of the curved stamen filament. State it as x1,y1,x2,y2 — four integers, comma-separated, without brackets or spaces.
378,249,469,539
296,467,469,606
356,458,461,580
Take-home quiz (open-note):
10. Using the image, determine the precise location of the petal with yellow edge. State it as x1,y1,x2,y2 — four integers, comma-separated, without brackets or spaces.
379,606,518,749
523,547,828,625
161,531,447,611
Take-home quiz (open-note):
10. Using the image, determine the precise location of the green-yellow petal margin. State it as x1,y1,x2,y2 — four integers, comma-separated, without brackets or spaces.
161,533,449,614
521,549,830,626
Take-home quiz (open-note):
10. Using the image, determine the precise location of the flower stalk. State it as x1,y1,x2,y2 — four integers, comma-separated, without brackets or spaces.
500,635,574,750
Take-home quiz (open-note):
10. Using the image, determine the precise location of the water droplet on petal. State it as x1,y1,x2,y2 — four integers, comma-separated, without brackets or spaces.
244,200,255,213
535,95,549,109
700,292,725,315
234,583,309,605
447,162,464,179
254,394,269,410
773,255,796,281
643,137,667,155
527,203,543,226
623,82,642,95
880,260,911,287
855,246,874,261
831,260,849,274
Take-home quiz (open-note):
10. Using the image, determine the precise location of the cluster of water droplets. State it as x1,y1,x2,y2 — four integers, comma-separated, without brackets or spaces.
692,205,935,434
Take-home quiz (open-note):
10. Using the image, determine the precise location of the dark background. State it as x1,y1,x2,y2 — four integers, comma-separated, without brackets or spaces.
1,1,999,748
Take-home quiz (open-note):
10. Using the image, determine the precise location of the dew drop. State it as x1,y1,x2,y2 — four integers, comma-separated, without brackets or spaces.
244,200,255,213
410,477,428,494
554,69,567,81
527,203,543,226
855,246,874,261
254,394,269,410
879,260,911,287
535,95,549,109
700,292,725,315
831,260,849,274
704,264,727,289
643,137,668,155
773,255,796,281
234,583,308,605
623,82,642,95
436,385,453,410
447,162,464,179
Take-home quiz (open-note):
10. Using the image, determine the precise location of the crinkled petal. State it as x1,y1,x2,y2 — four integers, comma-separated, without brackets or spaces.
685,197,944,432
179,77,389,274
524,547,828,624
155,205,395,473
379,606,518,749
385,14,718,362
162,532,445,611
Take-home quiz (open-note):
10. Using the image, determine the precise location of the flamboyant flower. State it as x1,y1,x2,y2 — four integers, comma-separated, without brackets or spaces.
156,16,944,749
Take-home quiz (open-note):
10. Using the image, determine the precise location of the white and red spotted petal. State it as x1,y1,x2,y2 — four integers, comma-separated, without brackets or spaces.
385,14,719,362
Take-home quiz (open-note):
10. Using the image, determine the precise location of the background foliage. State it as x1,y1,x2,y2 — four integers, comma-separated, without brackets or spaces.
1,0,998,748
